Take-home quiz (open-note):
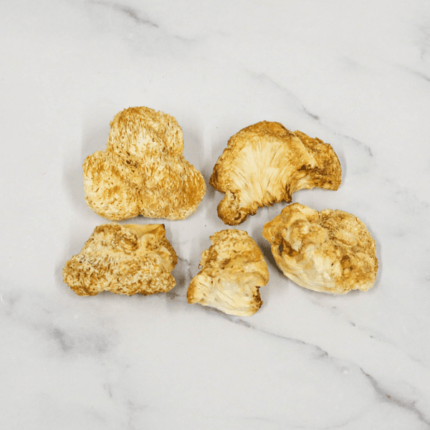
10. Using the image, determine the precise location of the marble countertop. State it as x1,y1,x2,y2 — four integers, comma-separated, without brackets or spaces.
2,1,430,429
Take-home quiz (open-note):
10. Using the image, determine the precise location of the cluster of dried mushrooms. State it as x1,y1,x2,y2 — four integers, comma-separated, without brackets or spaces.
63,107,378,316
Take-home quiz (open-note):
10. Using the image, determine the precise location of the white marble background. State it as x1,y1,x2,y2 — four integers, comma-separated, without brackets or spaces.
1,1,430,429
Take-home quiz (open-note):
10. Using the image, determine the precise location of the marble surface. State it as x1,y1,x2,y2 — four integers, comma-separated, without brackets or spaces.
1,1,430,428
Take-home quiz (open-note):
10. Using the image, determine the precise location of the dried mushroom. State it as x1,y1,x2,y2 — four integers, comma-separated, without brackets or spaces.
187,229,269,316
84,107,206,221
63,223,177,296
263,203,378,294
210,121,341,225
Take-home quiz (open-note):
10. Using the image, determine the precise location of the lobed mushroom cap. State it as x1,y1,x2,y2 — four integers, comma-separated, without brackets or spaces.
210,121,341,225
263,203,378,294
83,107,206,221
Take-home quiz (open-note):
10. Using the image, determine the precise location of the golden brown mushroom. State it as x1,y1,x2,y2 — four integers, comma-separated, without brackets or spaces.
263,203,378,294
63,223,177,296
187,229,269,316
83,107,206,221
210,121,341,225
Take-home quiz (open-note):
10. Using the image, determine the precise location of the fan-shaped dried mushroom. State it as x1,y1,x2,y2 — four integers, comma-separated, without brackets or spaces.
210,121,341,225
63,223,177,296
84,107,206,221
187,229,269,316
263,203,378,294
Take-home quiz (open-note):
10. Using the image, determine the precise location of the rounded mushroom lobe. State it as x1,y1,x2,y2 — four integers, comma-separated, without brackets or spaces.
262,203,378,294
83,106,206,221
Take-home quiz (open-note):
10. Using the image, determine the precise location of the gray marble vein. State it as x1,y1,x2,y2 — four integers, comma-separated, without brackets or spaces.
88,0,158,28
361,369,430,427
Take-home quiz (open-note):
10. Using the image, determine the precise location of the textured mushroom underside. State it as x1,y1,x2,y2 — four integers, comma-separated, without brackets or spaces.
83,107,206,221
263,203,378,294
63,223,177,296
210,122,342,225
187,229,269,316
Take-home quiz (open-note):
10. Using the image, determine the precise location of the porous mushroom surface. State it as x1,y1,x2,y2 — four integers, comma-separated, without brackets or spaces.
63,223,177,296
83,107,206,221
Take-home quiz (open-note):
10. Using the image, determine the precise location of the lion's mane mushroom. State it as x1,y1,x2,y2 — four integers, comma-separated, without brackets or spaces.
187,229,269,316
263,203,378,294
83,107,206,221
63,223,177,296
210,121,341,225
